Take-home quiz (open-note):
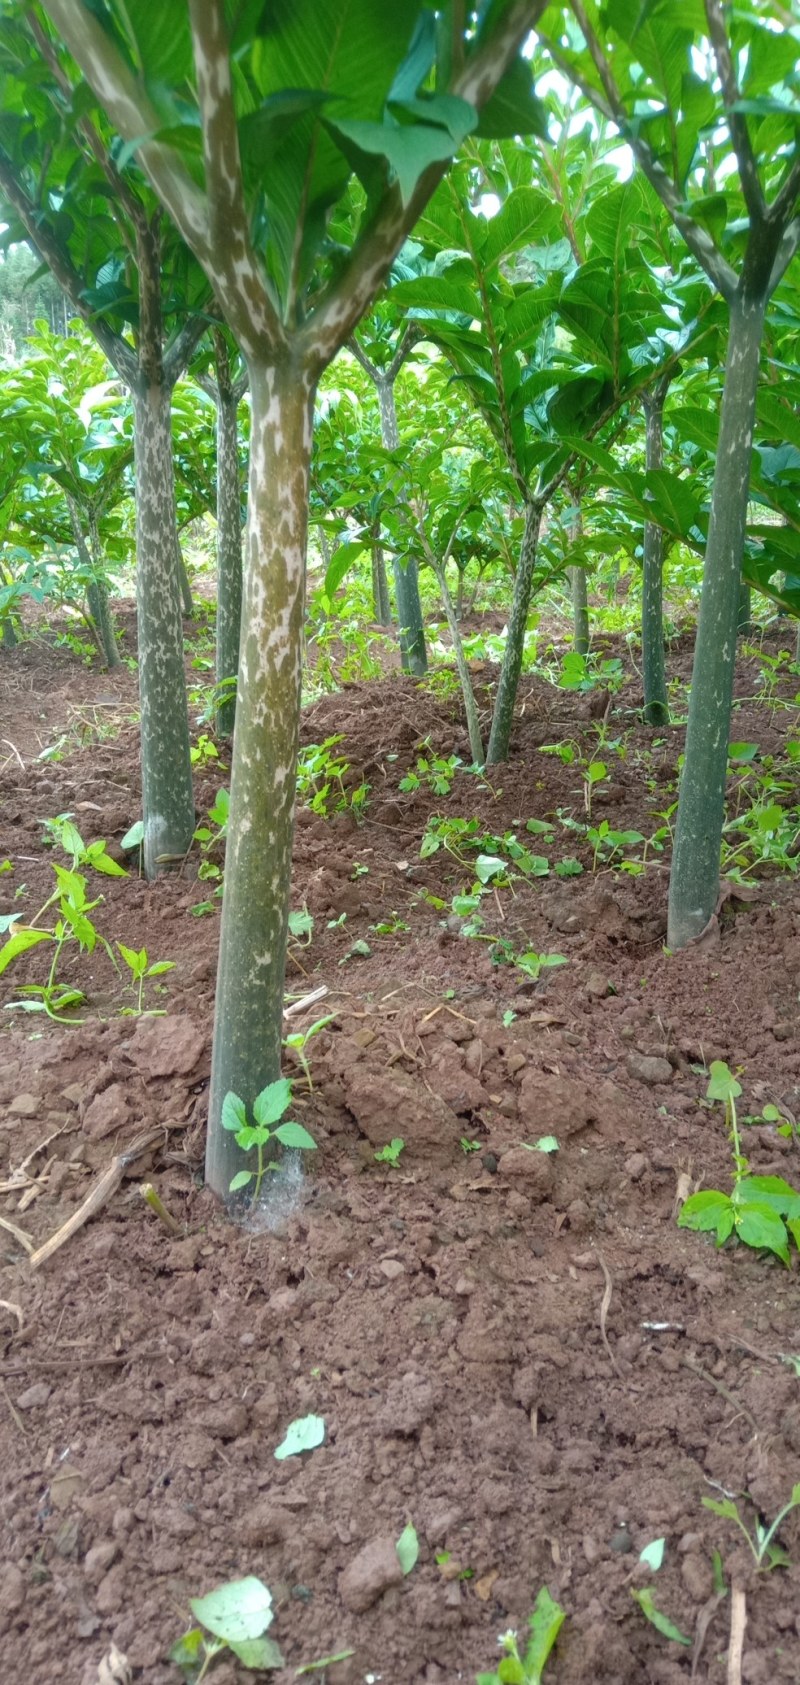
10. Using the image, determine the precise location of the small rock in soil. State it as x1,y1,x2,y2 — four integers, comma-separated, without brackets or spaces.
8,1092,38,1116
379,1373,435,1436
339,1535,405,1612
0,1563,26,1615
626,1052,673,1086
585,972,612,998
497,1147,555,1198
609,1524,633,1554
128,1013,207,1078
83,1541,118,1585
82,1082,130,1140
680,1551,713,1602
15,1382,51,1410
344,1065,463,1160
624,1152,648,1181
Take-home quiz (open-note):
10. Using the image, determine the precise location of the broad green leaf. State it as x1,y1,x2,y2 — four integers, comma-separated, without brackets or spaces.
738,1177,800,1219
475,55,549,140
0,928,51,977
677,1189,734,1236
168,1628,206,1668
221,1092,249,1134
252,1077,293,1128
274,1120,317,1151
118,942,146,976
328,115,470,208
631,1588,691,1646
706,1061,741,1105
735,1203,790,1265
522,1585,566,1679
274,1414,326,1460
146,960,175,976
229,1635,285,1669
475,853,507,883
229,1170,254,1192
391,275,481,318
83,842,128,882
121,820,144,850
396,1522,419,1575
190,1577,273,1644
481,187,558,271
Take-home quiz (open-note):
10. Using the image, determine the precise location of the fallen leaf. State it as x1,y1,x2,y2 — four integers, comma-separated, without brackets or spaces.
97,1643,132,1684
49,1463,85,1510
475,1569,499,1602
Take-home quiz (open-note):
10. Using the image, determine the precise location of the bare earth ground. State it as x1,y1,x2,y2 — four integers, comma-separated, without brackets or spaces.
2,607,800,1685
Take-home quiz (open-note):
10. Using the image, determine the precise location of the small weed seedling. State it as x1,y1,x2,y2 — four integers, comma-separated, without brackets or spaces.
283,1014,334,1089
189,733,221,768
583,758,608,817
0,866,116,1022
42,813,128,879
117,944,175,1016
461,1137,482,1155
375,1138,405,1167
476,1587,565,1685
170,1575,282,1680
702,1483,800,1571
678,1062,800,1264
400,752,462,796
221,1078,316,1200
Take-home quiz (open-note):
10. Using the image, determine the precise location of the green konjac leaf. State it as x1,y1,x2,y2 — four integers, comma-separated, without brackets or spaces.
481,187,558,271
390,275,481,318
475,55,549,140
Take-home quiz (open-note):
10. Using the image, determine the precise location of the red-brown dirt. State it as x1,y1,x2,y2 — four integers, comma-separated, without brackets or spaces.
2,607,800,1685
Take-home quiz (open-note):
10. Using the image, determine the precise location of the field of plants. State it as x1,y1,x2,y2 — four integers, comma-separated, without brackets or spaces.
1,4,800,1684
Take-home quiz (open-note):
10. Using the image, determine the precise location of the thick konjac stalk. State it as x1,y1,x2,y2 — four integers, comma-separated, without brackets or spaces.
206,358,315,1200
133,383,195,877
667,294,765,949
215,385,243,736
641,384,670,726
377,379,427,674
487,499,543,764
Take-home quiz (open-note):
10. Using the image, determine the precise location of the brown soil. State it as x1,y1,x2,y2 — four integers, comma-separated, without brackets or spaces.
2,609,800,1685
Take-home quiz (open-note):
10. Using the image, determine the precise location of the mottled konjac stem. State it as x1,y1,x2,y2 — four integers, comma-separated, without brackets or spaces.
206,358,315,1200
215,377,244,736
67,495,120,668
133,381,195,878
371,537,392,626
668,294,765,949
176,542,194,616
567,496,589,656
428,555,484,766
641,380,669,726
570,563,589,655
377,379,427,674
487,500,543,764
